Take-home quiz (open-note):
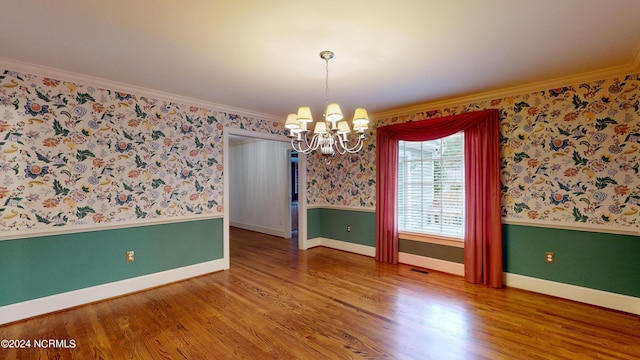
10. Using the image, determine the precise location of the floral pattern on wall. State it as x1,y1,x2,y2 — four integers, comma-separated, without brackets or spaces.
0,69,283,232
306,140,377,208
308,74,640,231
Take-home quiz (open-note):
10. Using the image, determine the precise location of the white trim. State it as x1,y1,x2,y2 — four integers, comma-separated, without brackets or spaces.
0,259,226,325
505,272,640,316
225,127,290,143
230,222,287,239
306,237,375,257
306,237,323,249
372,64,638,119
0,214,223,242
0,57,282,123
502,218,639,236
393,254,640,315
306,204,376,212
298,152,309,250
223,131,232,269
398,252,465,276
223,128,309,254
284,148,293,239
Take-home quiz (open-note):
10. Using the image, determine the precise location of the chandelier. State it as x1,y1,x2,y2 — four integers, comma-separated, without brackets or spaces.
285,51,369,160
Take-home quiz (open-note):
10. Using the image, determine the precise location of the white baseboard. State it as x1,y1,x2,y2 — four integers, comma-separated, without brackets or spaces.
306,237,323,249
504,273,640,315
230,222,287,238
398,252,465,276
386,252,640,315
5,252,636,326
306,237,375,257
0,259,226,325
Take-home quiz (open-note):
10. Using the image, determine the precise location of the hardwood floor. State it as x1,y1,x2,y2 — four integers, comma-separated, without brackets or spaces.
1,227,639,359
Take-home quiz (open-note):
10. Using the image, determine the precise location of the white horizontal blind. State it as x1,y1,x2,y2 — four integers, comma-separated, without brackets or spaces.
398,132,464,238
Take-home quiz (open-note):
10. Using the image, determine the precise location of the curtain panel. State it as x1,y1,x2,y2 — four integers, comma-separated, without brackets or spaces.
375,109,503,288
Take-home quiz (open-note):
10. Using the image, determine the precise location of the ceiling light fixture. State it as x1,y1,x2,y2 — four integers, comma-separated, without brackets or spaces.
285,51,369,161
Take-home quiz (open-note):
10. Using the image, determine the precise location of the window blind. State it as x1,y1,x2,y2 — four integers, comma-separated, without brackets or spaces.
398,132,465,238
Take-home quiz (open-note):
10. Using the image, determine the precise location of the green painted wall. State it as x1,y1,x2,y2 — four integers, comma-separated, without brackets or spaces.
399,239,464,263
503,224,640,298
308,208,640,298
307,207,323,240
0,218,223,306
307,208,375,247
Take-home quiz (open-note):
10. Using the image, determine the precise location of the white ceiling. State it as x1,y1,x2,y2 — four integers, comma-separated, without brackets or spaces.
1,1,639,120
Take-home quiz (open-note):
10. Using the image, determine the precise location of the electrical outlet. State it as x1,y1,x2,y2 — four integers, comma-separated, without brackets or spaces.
346,225,351,232
126,250,135,263
545,252,554,264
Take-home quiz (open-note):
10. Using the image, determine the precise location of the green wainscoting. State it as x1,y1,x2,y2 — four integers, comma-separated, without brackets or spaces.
307,210,639,298
0,218,223,306
503,224,640,298
307,207,322,240
307,207,375,247
399,239,464,263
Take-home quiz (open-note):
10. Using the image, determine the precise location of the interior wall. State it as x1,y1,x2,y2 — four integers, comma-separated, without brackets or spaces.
311,73,640,235
306,72,640,306
229,138,291,237
0,218,223,307
0,64,285,318
0,67,284,235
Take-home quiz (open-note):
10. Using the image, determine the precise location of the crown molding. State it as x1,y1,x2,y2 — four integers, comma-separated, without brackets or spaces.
3,56,638,126
0,57,283,123
632,46,640,73
372,63,639,120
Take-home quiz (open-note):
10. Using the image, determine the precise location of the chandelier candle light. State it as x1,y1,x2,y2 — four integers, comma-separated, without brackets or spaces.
285,51,369,160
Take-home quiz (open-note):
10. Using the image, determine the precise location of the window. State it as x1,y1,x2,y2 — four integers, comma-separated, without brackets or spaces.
398,132,464,239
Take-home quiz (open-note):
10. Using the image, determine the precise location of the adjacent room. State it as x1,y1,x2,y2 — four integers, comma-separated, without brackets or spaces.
1,1,639,359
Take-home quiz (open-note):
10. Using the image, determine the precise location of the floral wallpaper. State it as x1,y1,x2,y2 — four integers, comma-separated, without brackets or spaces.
0,69,282,232
308,73,640,231
3,66,637,234
306,146,377,208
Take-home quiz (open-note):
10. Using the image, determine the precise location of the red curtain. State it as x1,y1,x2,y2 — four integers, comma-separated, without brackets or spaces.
375,109,503,288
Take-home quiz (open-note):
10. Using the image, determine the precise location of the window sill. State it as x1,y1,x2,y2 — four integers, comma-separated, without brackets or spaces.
399,231,464,248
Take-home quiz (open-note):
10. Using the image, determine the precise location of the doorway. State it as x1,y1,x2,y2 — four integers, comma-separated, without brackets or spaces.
222,128,308,269
290,150,299,239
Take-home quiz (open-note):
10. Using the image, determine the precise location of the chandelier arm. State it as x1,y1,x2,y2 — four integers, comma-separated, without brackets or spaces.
290,132,318,154
296,133,322,154
290,139,305,153
334,136,349,155
336,134,365,154
347,139,364,154
306,133,321,151
349,139,364,153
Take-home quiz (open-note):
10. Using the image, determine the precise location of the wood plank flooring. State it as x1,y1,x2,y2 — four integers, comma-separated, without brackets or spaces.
1,227,639,359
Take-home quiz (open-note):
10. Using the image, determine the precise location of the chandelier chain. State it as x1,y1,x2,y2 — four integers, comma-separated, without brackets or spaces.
325,56,330,112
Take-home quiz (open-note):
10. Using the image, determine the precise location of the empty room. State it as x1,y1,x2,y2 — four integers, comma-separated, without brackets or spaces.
1,1,639,359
